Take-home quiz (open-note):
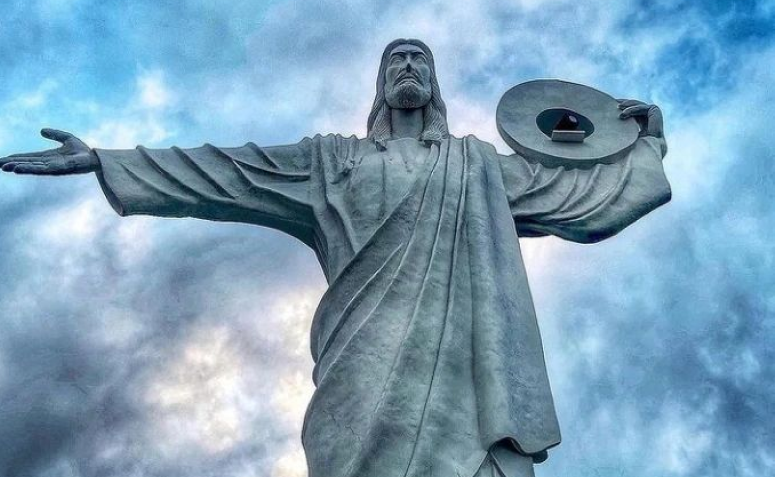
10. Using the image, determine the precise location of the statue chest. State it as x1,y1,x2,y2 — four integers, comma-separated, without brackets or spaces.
344,139,435,237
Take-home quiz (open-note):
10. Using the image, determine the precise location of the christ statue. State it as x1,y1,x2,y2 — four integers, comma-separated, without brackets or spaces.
0,39,671,477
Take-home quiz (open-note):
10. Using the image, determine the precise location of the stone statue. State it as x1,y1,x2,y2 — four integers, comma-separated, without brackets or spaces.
0,39,671,477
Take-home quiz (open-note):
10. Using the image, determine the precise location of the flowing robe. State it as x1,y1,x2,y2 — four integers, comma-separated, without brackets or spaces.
95,134,670,477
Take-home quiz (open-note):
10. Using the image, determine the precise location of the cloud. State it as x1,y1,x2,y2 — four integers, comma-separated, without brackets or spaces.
137,70,174,110
272,449,308,477
0,1,773,477
0,198,324,475
83,69,177,148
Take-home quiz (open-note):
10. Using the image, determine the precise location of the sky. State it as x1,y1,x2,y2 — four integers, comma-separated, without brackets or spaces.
0,0,773,476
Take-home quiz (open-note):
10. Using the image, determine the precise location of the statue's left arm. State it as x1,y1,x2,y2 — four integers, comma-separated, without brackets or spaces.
500,102,671,243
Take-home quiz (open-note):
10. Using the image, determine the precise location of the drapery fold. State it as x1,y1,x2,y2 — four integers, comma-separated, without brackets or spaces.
95,134,671,477
95,139,317,248
303,137,561,477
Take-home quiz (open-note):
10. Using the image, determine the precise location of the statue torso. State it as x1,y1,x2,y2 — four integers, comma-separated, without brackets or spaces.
345,138,436,245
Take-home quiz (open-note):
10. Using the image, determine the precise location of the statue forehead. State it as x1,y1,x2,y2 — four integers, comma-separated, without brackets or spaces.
389,44,427,56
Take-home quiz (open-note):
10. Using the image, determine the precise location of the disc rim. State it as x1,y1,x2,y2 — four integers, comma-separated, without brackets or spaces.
496,79,640,167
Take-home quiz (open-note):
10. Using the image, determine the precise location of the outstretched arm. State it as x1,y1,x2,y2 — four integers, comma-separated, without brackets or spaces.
1,129,317,246
501,101,671,243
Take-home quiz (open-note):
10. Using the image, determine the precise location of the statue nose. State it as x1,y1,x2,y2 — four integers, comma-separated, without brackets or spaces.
406,62,413,72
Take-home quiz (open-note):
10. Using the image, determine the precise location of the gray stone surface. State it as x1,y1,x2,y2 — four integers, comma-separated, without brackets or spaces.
497,80,642,167
0,38,671,477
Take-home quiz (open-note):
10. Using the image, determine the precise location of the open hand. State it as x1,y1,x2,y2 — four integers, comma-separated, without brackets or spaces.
0,129,99,175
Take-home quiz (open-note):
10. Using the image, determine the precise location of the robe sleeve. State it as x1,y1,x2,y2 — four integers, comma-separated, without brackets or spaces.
500,136,671,243
93,138,316,244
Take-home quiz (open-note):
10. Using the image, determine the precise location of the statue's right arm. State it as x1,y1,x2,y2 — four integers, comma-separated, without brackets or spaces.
1,129,316,245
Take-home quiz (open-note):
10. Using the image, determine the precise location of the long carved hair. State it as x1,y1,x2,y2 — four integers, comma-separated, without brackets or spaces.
367,39,449,149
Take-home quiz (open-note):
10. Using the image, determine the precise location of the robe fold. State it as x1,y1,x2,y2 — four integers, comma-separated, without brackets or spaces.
94,134,670,477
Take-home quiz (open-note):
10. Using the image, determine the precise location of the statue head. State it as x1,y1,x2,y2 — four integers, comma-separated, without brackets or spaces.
367,39,449,149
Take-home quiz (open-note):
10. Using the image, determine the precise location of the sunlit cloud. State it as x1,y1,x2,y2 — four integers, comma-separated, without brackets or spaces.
137,70,174,110
272,371,315,427
83,70,177,148
272,449,308,477
145,325,249,454
653,403,716,475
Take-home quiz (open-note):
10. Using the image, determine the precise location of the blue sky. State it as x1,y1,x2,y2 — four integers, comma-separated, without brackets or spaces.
0,1,773,476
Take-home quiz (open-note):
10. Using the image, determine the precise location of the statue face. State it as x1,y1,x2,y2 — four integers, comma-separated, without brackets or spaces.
384,44,432,110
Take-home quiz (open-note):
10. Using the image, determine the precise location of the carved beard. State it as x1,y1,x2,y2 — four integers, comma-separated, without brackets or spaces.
385,81,432,109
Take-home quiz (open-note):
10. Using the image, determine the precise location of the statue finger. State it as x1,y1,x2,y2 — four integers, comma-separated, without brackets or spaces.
617,99,647,109
40,128,75,143
2,160,48,172
619,104,651,118
2,146,64,160
2,156,41,170
11,163,51,175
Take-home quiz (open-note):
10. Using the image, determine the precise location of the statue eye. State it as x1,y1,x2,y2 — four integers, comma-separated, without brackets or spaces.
389,55,403,65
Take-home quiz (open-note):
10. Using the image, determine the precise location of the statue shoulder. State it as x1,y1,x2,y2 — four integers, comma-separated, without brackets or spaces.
307,133,366,146
296,133,369,159
301,134,371,177
453,134,502,157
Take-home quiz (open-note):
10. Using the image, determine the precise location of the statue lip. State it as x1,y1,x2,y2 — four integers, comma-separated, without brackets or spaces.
395,75,420,86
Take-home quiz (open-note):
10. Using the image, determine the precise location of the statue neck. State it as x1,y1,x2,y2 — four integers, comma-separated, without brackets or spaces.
391,107,424,140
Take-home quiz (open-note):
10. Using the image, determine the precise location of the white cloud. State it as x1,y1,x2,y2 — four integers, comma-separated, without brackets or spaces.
272,449,307,477
653,403,716,475
36,196,103,243
145,325,250,455
0,80,59,151
137,70,174,109
86,306,146,350
10,192,114,294
113,217,155,267
272,371,314,429
84,69,177,148
85,117,171,149
14,79,59,109
446,95,502,147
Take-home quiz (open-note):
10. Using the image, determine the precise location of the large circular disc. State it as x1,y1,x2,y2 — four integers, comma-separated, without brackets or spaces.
496,80,640,167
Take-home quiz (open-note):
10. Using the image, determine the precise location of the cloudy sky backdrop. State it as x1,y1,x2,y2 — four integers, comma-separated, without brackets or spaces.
0,1,773,476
